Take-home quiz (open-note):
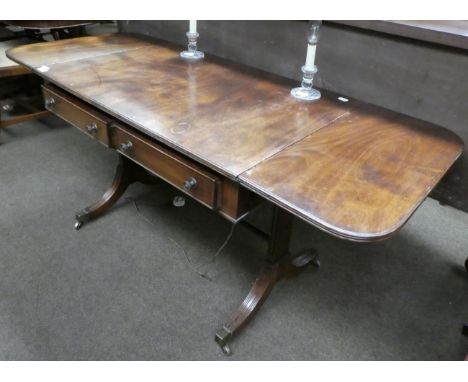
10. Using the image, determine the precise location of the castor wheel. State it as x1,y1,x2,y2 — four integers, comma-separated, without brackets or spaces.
215,327,233,357
221,343,232,356
74,220,83,230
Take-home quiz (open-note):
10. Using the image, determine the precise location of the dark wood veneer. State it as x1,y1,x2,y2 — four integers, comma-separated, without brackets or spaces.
7,33,464,355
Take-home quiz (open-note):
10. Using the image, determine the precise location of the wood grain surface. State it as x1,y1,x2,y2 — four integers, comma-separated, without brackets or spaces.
7,35,349,177
241,103,463,241
110,122,220,209
42,85,111,146
6,33,153,68
6,33,464,241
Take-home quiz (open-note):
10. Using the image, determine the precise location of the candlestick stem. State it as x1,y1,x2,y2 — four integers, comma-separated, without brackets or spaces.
180,32,204,61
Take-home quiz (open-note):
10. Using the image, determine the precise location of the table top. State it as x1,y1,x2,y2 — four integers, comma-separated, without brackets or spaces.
7,33,463,241
7,34,349,177
6,34,153,68
240,102,462,241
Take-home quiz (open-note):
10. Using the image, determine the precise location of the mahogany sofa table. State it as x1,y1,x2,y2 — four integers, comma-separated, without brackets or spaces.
7,33,463,356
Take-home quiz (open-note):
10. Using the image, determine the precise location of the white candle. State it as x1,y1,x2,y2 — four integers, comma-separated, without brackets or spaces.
304,43,316,71
189,20,197,34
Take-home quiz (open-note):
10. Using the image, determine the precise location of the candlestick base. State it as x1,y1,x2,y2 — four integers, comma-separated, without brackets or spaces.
290,87,321,101
180,50,205,60
291,65,321,102
180,32,204,61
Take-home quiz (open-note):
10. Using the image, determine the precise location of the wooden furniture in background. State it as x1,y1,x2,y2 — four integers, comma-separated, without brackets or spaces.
0,38,49,133
2,21,91,41
0,21,96,140
7,34,464,355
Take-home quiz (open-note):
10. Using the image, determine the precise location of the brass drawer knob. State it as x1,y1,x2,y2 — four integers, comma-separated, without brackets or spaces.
45,96,55,107
86,122,98,135
119,141,133,153
182,177,198,191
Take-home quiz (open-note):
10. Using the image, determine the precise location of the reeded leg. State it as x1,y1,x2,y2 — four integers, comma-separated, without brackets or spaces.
215,262,282,356
215,206,319,356
75,154,160,229
75,155,133,229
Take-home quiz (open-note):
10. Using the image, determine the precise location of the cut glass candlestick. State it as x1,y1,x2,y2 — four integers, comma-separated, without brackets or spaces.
180,32,204,60
291,65,321,101
291,21,322,102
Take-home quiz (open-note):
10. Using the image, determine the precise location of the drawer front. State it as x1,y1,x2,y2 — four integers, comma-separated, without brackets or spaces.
111,124,219,209
42,85,110,146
